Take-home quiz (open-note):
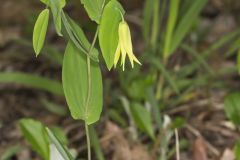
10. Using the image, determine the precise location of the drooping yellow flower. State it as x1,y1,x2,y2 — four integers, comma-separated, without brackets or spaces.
114,20,141,71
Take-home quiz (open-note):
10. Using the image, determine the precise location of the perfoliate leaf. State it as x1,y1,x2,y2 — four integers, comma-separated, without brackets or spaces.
81,0,105,24
49,0,66,36
99,0,125,70
33,9,49,56
130,103,155,139
224,92,240,125
19,119,49,160
62,42,103,124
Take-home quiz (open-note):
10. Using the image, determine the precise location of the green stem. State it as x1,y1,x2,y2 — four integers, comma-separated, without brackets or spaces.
85,122,91,160
85,26,100,116
85,26,100,160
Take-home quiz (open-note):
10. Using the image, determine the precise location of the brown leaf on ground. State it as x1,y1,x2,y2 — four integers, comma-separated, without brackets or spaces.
101,121,152,160
192,138,208,160
220,148,235,160
131,144,152,160
101,121,131,160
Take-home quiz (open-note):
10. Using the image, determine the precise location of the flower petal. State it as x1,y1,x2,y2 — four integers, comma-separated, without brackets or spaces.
120,44,127,71
114,43,121,68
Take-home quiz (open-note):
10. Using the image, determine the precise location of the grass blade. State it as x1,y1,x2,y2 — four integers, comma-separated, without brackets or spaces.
181,44,214,75
150,58,180,94
170,0,208,54
0,72,63,96
163,0,180,59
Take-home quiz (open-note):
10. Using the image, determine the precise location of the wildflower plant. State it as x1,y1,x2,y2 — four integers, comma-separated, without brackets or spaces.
30,0,140,159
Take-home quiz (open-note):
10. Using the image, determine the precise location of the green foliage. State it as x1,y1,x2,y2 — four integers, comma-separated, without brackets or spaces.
47,128,74,160
62,42,103,124
224,93,240,125
126,74,156,100
99,0,125,70
33,9,49,56
163,0,180,59
0,72,63,96
81,0,105,24
150,58,179,94
170,0,208,55
49,0,66,36
67,15,99,60
50,127,68,145
61,12,99,61
6,0,240,159
0,146,21,160
19,119,50,160
143,0,155,43
130,103,155,139
89,126,105,160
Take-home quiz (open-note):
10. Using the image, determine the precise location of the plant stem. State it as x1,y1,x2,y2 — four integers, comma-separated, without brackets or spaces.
85,26,100,114
85,26,100,160
85,122,91,160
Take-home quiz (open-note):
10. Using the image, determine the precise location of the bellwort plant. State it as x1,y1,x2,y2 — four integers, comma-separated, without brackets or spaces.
29,0,140,159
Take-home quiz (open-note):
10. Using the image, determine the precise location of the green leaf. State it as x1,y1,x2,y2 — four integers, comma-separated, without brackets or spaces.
61,12,99,62
99,0,125,70
170,0,207,54
19,119,49,160
49,0,66,36
50,127,68,145
142,0,155,43
130,103,155,139
224,93,240,125
163,0,180,59
142,0,153,42
81,0,105,24
47,128,74,160
50,144,65,160
66,15,99,60
33,9,49,56
62,42,103,124
0,72,63,96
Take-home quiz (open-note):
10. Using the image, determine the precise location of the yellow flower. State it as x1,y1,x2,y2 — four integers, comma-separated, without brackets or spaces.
114,20,141,71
